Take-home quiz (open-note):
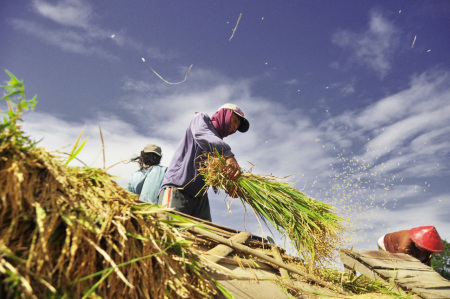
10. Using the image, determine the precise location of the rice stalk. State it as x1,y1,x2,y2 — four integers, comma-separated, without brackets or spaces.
0,138,222,298
198,150,344,264
321,268,411,297
0,70,223,298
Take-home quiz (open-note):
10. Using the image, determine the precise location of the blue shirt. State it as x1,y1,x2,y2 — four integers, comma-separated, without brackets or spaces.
159,112,234,197
128,165,168,203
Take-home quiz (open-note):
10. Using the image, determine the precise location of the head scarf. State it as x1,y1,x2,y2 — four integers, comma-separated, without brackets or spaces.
210,108,233,139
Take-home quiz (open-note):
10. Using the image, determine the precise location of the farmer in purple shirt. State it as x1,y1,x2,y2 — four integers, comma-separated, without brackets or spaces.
158,103,250,221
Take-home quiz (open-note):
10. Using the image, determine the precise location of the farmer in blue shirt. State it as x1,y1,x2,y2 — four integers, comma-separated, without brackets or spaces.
128,144,168,204
158,104,250,221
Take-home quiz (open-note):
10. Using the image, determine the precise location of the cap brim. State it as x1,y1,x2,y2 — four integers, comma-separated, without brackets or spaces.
144,150,162,156
237,117,249,133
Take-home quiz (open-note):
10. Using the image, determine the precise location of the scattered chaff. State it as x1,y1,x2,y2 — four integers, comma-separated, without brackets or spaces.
229,13,242,41
411,35,417,48
141,57,193,84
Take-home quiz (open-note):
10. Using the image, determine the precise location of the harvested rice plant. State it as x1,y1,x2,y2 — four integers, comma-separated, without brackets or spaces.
1,71,413,299
0,71,219,298
198,150,345,265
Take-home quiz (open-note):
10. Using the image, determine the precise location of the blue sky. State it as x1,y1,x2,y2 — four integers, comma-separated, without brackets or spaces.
1,0,450,253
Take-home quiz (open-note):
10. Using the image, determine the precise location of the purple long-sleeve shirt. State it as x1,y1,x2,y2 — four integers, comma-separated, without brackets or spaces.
159,112,234,197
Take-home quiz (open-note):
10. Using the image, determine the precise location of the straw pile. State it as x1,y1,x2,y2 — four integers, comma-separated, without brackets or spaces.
0,72,219,298
198,150,344,264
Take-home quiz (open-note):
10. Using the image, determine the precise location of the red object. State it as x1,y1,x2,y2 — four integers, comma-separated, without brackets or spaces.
409,226,444,253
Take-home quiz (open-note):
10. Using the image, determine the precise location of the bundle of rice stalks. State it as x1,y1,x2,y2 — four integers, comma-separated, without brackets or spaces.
0,143,222,298
198,150,344,264
0,71,222,298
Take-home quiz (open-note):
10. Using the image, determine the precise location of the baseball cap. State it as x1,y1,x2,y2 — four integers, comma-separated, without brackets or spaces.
218,103,250,133
142,144,162,156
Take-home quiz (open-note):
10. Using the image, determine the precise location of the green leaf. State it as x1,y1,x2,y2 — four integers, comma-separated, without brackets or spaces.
65,127,88,165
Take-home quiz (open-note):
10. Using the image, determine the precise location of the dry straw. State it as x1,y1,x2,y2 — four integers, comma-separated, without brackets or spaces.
0,71,222,298
0,135,225,298
198,150,345,264
0,70,402,298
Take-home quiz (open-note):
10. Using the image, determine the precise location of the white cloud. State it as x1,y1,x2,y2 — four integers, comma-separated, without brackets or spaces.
312,69,450,247
359,74,450,178
11,19,117,59
33,0,93,28
332,10,400,78
19,67,450,250
20,69,338,244
21,112,175,187
356,72,449,130
340,83,355,96
10,0,170,61
327,81,356,96
121,71,335,181
285,78,298,85
320,71,450,182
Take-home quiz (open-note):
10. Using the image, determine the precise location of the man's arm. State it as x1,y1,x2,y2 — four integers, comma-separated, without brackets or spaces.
192,114,241,196
191,113,233,156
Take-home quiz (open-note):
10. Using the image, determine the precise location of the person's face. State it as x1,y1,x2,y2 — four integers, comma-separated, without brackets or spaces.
229,113,241,135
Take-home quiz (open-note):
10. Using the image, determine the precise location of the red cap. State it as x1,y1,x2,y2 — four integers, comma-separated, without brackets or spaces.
409,226,444,253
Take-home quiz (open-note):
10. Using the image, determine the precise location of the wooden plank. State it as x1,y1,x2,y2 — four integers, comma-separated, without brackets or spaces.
215,280,291,299
375,269,450,288
156,211,272,249
190,226,346,294
409,287,450,299
346,250,450,285
216,263,279,280
341,250,450,299
342,249,429,271
374,269,445,282
398,278,450,289
204,231,251,263
340,250,391,283
215,279,346,299
206,259,280,281
341,250,425,296
267,236,289,279
156,208,272,245
217,256,275,271
202,255,279,281
357,250,419,262
340,250,409,296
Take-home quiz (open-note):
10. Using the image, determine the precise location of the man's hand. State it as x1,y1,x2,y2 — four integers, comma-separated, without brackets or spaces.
225,187,239,198
225,156,241,180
